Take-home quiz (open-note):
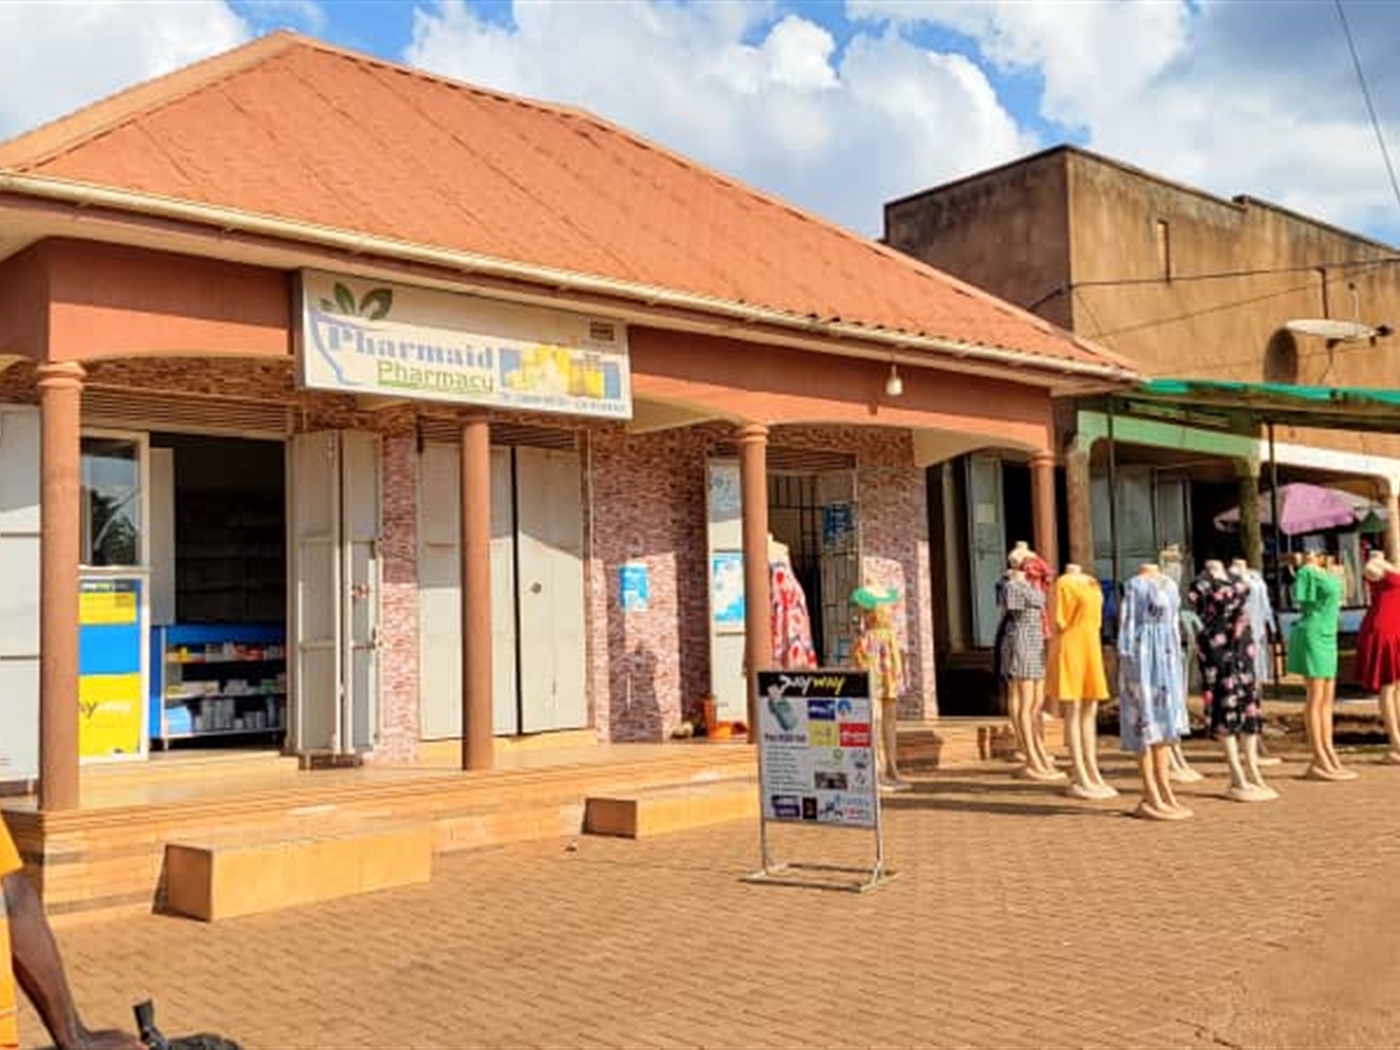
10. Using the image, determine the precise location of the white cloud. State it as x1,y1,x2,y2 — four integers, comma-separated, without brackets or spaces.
850,0,1400,242
406,0,1034,234
0,1,250,140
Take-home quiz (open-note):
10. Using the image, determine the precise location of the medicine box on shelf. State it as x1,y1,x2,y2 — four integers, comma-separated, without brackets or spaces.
149,624,288,746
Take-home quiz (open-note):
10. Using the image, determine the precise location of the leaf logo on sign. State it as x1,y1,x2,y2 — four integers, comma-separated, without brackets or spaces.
319,281,394,320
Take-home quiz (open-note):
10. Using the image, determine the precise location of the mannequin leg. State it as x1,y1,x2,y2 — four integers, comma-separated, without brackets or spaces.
1304,678,1333,778
1006,680,1028,763
1168,742,1204,783
1222,735,1265,801
1135,747,1172,819
1254,734,1282,767
1135,744,1189,820
1321,678,1357,780
1063,701,1095,799
1081,702,1118,797
1015,679,1064,780
1381,683,1400,763
878,696,908,790
1242,734,1278,799
1029,679,1057,770
1154,743,1193,818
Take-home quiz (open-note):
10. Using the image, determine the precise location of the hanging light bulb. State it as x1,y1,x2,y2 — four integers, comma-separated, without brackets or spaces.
884,362,904,397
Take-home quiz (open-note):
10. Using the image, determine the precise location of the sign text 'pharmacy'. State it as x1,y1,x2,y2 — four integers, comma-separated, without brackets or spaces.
298,270,632,420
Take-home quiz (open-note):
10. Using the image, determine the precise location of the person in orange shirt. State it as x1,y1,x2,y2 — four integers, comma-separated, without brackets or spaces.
1,819,142,1050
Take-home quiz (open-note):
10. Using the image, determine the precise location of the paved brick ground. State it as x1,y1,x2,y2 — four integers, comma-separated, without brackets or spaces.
18,743,1400,1050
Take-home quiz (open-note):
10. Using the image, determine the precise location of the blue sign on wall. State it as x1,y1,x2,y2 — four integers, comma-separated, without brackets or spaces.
620,562,650,613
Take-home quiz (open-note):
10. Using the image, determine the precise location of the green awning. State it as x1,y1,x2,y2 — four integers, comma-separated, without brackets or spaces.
1120,378,1400,433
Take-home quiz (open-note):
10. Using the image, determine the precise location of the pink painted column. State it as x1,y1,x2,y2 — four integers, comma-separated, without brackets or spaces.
737,423,770,740
38,361,84,812
1030,450,1060,572
461,416,493,770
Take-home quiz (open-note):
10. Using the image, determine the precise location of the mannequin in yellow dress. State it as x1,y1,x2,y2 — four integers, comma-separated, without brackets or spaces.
853,587,908,792
1052,564,1118,799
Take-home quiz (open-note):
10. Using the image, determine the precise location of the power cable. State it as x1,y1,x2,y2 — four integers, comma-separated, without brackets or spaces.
1335,0,1400,224
1073,257,1395,341
1024,254,1396,312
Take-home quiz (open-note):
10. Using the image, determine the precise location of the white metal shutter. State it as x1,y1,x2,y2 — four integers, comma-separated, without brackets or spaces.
0,405,40,782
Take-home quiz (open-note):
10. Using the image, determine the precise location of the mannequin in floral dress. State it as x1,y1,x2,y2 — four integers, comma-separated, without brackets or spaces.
1118,562,1193,820
1186,560,1276,802
853,587,907,791
1159,544,1204,784
769,536,817,670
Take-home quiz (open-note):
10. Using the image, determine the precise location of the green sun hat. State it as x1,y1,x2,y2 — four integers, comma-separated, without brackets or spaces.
851,586,900,609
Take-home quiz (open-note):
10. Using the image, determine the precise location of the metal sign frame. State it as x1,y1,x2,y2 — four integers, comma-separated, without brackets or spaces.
746,669,896,893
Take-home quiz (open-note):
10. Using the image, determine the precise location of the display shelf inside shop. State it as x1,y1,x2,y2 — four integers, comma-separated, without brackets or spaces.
149,623,287,746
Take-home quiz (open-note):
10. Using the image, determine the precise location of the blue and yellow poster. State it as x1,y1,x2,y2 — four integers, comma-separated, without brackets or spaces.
78,577,145,760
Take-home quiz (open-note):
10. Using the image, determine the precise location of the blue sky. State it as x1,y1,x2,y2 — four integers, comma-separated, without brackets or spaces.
1,0,1399,244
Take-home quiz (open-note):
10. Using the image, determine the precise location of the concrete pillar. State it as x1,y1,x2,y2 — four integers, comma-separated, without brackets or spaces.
1030,450,1059,572
38,361,84,812
1064,442,1094,571
460,416,493,771
1236,461,1263,570
1386,485,1400,565
736,424,770,740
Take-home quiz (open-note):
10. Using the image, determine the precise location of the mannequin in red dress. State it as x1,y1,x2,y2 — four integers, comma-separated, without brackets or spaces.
1358,552,1400,763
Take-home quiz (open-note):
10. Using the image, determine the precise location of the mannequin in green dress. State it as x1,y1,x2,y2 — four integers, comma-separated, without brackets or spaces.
1287,550,1357,781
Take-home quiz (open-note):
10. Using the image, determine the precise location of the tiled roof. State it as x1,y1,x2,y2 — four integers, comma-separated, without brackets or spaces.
0,32,1128,375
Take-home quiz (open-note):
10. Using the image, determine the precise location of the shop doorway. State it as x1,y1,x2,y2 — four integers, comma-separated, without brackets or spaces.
149,433,288,750
417,440,587,741
290,431,381,757
767,470,860,664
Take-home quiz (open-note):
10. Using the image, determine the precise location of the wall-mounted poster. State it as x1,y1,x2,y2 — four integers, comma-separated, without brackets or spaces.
620,562,650,614
711,550,746,632
78,576,146,761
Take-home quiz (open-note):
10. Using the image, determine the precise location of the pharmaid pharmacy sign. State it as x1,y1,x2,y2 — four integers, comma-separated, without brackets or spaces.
297,270,632,420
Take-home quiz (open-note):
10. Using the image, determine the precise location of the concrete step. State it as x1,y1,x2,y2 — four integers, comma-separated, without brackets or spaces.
583,777,757,838
897,718,1017,770
163,814,432,922
85,749,300,784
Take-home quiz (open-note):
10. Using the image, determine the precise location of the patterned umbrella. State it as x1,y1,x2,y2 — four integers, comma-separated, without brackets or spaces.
1214,482,1375,536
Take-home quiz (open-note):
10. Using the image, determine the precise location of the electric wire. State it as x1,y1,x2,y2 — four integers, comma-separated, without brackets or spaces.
1069,257,1395,342
1335,0,1400,226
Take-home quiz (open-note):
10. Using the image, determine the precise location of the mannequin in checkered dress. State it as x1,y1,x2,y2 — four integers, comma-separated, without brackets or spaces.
1000,553,1063,782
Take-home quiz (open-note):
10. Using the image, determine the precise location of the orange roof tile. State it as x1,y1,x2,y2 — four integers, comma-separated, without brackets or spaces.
0,32,1129,376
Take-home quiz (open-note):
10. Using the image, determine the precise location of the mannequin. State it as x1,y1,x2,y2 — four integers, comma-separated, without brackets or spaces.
1118,562,1193,819
1186,560,1277,801
769,534,817,670
853,587,908,791
1288,549,1355,780
1020,545,1058,773
1357,552,1400,763
1158,544,1204,783
1052,563,1117,799
999,551,1064,781
1234,557,1282,766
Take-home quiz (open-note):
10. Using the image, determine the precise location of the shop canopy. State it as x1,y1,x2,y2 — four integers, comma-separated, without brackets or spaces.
1118,378,1400,434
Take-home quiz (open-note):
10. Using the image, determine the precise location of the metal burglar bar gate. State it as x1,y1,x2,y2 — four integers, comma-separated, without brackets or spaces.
746,669,897,893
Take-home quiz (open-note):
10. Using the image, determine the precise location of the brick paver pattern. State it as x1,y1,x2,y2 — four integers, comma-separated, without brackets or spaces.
19,745,1400,1049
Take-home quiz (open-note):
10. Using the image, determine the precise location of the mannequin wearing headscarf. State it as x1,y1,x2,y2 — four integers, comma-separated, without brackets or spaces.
854,591,908,791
